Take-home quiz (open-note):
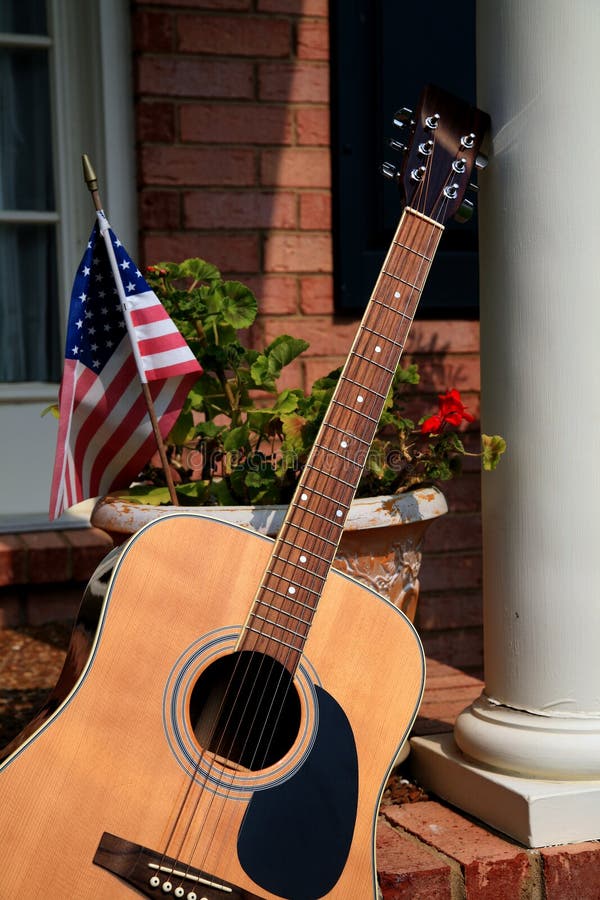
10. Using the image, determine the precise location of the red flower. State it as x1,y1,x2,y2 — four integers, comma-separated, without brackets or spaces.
421,389,474,434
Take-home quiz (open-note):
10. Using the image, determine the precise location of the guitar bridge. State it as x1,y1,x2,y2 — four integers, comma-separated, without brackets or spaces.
93,831,265,900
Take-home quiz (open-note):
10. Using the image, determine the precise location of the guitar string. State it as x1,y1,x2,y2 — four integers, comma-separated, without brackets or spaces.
160,134,459,890
178,207,447,888
165,207,445,894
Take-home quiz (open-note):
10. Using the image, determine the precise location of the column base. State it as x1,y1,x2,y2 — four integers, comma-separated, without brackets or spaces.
410,732,600,847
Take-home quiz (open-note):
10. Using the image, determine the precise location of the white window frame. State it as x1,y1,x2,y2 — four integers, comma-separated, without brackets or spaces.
0,0,136,531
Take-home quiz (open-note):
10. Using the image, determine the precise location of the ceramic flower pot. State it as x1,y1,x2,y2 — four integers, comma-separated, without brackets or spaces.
91,486,447,623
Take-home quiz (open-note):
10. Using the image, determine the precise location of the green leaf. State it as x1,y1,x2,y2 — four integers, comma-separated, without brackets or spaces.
223,423,250,452
266,334,310,371
221,281,258,329
167,410,195,445
178,258,221,283
41,403,59,419
481,434,507,470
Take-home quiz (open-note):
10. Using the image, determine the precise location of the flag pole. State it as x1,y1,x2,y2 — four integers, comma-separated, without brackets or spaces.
81,154,180,506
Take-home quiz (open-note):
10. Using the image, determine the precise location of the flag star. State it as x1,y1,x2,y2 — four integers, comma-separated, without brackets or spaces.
92,360,100,368
106,340,114,348
118,320,126,328
104,323,111,332
85,310,93,319
89,327,96,335
113,287,119,294
79,292,87,303
101,307,108,315
98,290,106,299
119,259,130,270
72,345,79,355
87,241,92,249
93,257,99,265
76,319,83,329
135,269,142,278
90,343,98,351
114,238,122,248
126,281,136,293
82,265,91,277
95,273,103,282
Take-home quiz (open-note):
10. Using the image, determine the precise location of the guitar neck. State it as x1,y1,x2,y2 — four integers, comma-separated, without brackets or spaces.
239,208,443,670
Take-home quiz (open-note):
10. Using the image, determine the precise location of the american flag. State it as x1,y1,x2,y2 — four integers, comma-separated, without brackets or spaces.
49,216,202,520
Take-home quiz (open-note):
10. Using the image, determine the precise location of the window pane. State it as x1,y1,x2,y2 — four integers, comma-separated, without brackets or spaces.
0,224,60,382
0,47,55,210
0,0,47,35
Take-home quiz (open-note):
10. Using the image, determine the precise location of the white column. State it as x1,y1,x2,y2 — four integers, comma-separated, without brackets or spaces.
410,0,600,847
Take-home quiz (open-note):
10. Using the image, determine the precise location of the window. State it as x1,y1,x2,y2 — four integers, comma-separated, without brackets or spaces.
330,0,478,316
0,0,136,528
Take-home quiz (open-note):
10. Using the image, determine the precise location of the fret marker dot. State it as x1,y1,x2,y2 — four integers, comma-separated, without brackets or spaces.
375,345,382,353
301,493,308,501
336,509,343,518
288,586,296,594
357,395,364,403
394,291,401,298
300,555,307,563
340,440,348,448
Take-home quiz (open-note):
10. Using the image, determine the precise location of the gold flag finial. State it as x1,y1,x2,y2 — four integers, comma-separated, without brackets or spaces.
82,154,98,192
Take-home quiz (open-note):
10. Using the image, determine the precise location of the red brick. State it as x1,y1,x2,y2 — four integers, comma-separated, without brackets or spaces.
422,512,482,553
419,553,482,593
416,590,483,631
141,0,250,7
406,320,480,354
542,842,600,900
403,353,480,394
296,20,329,60
25,585,83,626
259,63,329,103
300,275,334,314
136,57,254,99
142,233,259,273
180,102,293,145
257,0,327,13
20,532,71,584
245,275,298,314
62,529,114,583
299,192,331,230
133,10,174,52
376,818,453,900
441,473,481,513
184,191,296,229
421,627,483,670
264,233,332,273
262,314,355,354
136,101,176,143
0,535,26,587
384,801,531,900
177,15,291,57
261,148,330,188
296,106,330,145
140,146,255,187
140,190,181,230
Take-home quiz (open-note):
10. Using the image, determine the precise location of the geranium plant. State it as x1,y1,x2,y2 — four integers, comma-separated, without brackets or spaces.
123,258,505,507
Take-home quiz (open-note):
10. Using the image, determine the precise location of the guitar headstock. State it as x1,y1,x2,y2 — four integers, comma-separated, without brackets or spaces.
382,84,490,226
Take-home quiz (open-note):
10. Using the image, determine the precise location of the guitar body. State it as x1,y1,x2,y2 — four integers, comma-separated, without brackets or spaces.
0,514,425,899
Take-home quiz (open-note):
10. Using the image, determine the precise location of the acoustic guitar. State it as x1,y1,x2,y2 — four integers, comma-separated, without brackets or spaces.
0,85,488,899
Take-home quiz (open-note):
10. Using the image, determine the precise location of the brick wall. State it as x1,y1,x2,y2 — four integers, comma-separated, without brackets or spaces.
0,1,484,670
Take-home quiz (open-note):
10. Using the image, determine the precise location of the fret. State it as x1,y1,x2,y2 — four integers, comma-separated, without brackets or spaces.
361,325,404,350
323,421,372,448
275,537,333,565
279,519,339,546
287,504,348,530
251,614,311,637
293,482,354,508
259,584,318,607
304,462,357,490
340,376,388,401
330,397,379,424
312,442,365,469
351,352,397,375
371,298,413,321
265,561,327,586
245,626,299,651
262,572,323,599
381,269,422,291
253,607,313,626
392,240,432,261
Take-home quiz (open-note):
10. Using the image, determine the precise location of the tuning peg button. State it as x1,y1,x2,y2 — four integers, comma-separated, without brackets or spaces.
381,161,400,182
475,153,488,170
454,198,475,223
388,138,406,153
393,108,414,129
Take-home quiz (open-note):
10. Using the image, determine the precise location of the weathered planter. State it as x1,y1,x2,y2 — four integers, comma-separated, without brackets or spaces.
91,486,447,623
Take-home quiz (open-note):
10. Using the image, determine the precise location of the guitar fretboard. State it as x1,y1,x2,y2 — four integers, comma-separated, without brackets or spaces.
239,208,443,671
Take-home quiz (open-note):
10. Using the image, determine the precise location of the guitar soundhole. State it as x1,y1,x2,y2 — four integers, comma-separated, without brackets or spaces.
189,651,301,772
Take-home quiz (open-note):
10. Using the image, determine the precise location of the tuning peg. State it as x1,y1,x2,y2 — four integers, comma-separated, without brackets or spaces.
460,133,476,149
388,137,406,153
475,153,488,170
410,166,427,183
381,161,400,182
393,108,414,129
454,198,475,224
468,182,479,194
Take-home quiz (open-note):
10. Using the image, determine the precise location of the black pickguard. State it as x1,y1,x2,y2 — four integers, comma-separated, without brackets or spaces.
237,685,358,900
